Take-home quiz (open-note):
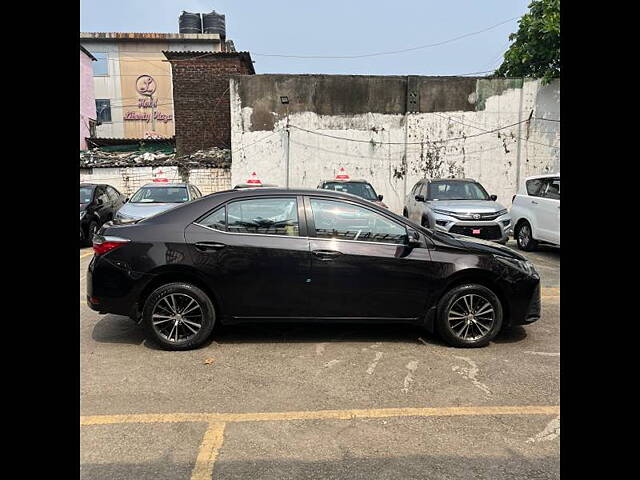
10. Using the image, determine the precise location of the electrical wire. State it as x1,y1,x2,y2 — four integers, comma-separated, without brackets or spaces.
288,118,530,146
251,16,519,59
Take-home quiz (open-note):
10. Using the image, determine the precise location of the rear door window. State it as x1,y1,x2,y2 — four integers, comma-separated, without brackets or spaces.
198,207,226,231
227,198,299,236
544,178,560,200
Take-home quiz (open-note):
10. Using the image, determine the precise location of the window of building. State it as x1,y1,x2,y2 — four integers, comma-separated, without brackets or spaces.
96,100,111,123
92,52,109,76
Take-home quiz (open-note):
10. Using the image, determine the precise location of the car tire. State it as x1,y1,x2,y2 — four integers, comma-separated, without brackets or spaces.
142,282,216,351
421,216,431,228
435,283,503,348
85,221,99,246
515,221,538,251
402,208,408,218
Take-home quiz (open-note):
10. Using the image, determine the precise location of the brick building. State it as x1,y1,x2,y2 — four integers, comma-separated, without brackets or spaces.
163,51,254,155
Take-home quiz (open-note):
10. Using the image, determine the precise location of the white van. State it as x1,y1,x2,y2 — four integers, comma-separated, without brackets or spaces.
510,173,560,251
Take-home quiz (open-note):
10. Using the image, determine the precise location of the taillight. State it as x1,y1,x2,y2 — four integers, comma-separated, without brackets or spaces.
92,235,130,256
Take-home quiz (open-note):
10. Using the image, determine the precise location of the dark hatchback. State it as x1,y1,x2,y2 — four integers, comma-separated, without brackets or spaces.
87,188,540,350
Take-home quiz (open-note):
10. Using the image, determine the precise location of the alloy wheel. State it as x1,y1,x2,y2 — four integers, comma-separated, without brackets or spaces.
151,293,204,343
447,294,495,341
518,224,531,247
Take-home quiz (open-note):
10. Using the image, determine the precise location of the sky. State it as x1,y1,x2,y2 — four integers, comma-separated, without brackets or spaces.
80,0,530,76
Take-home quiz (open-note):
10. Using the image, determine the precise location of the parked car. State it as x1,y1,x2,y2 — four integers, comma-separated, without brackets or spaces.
80,183,126,245
115,183,202,223
510,173,560,251
87,188,540,351
403,178,511,243
317,178,387,208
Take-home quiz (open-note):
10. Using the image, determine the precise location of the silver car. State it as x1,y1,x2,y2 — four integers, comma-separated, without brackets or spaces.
403,178,511,243
115,183,203,222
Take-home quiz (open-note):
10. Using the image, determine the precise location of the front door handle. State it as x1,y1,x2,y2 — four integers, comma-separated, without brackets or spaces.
195,242,226,252
531,200,539,205
312,249,342,260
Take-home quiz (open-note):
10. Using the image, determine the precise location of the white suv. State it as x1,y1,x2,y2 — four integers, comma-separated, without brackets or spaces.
510,173,560,251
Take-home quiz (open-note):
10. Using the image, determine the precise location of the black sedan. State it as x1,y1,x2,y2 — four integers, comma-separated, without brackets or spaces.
87,188,541,350
80,183,126,245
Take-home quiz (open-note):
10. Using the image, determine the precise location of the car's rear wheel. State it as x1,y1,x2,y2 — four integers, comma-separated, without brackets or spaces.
435,284,503,348
515,220,538,251
142,282,215,351
84,221,98,246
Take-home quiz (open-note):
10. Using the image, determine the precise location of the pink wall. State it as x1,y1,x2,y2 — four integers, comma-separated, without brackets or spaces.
80,49,96,150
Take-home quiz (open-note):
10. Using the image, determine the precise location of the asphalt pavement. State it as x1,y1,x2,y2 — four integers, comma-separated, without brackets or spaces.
80,242,560,480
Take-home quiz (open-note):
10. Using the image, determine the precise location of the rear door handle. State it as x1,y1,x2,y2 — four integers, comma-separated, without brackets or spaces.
312,249,342,260
531,200,538,205
195,242,226,252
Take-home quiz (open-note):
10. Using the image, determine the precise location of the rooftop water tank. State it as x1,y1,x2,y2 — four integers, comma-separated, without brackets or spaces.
179,11,202,34
202,11,226,39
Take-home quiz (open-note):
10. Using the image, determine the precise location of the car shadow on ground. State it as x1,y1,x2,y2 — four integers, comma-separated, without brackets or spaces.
91,316,528,350
91,315,146,345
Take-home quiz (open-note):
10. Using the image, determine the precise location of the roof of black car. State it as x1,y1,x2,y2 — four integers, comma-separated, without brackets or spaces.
214,187,368,202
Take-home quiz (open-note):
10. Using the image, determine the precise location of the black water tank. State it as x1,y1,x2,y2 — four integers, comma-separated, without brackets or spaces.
202,11,226,38
179,11,202,34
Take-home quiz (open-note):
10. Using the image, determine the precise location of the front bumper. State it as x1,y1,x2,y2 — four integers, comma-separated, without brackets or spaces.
430,212,512,242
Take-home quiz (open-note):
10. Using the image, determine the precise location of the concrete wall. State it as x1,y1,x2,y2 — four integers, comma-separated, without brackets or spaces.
79,165,231,196
80,49,96,150
230,75,560,214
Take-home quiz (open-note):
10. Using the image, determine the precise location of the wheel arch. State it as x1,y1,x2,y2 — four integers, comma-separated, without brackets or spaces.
438,268,510,325
136,266,223,322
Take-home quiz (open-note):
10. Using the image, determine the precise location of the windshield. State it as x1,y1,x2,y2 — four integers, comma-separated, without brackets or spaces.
80,186,94,204
428,181,490,201
321,182,378,201
130,186,188,204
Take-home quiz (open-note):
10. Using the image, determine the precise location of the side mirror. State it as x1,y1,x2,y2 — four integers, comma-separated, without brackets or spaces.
415,194,425,202
490,194,497,201
407,228,421,247
377,194,384,201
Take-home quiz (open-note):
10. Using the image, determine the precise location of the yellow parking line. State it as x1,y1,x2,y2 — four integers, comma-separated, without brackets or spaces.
191,422,226,480
80,405,559,426
80,251,93,259
541,287,560,298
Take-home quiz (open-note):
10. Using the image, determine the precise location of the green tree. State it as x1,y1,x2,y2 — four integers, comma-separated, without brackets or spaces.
495,0,560,83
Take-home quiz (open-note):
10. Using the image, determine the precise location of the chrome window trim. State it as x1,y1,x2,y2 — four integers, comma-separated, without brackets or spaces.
192,222,406,247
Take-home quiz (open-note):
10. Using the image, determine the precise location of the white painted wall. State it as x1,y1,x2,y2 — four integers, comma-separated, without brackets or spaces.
80,166,231,196
230,78,559,214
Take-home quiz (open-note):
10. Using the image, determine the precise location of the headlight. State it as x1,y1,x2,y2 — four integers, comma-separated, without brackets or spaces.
432,209,456,216
495,209,508,216
494,255,537,276
80,211,86,220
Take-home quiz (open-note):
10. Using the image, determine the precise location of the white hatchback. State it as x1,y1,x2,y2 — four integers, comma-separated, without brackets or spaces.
510,173,560,251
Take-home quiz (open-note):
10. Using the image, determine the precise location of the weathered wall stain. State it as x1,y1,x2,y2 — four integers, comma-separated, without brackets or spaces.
229,76,559,213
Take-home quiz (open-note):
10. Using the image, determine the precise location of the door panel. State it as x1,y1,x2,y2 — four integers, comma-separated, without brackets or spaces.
306,197,433,318
185,197,311,318
537,178,560,243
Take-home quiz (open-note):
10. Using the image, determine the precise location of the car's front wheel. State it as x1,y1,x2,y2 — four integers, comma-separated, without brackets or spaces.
142,282,216,351
515,220,538,251
435,284,503,348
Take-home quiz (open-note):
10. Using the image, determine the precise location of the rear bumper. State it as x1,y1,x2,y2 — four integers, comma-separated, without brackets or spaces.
86,255,155,319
